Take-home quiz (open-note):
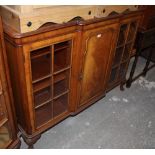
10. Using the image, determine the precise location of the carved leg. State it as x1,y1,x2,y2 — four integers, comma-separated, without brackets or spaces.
22,133,41,149
126,80,131,88
120,81,125,91
126,50,140,88
126,31,143,88
142,47,153,77
28,144,34,149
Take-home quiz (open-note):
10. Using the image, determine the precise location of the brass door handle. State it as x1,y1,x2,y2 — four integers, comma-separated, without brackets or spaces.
97,34,102,38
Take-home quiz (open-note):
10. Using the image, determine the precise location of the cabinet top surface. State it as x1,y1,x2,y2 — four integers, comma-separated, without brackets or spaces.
3,9,143,40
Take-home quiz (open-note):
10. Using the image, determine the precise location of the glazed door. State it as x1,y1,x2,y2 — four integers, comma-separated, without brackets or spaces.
0,17,20,148
78,24,118,107
107,15,141,91
23,32,77,130
29,40,72,129
0,93,12,148
0,39,12,149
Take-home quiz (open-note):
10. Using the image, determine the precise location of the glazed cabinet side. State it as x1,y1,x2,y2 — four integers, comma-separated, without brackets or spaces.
0,36,15,149
0,17,21,149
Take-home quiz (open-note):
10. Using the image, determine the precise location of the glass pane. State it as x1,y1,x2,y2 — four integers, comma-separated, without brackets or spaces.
54,40,70,51
127,21,137,41
35,102,52,128
109,67,118,83
54,41,71,72
34,86,52,107
123,43,132,60
54,70,69,97
113,47,124,66
53,94,68,117
30,46,51,81
33,77,51,92
117,24,128,46
0,122,11,148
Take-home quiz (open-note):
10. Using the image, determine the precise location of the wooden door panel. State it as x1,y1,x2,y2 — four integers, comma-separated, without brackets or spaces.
79,28,116,106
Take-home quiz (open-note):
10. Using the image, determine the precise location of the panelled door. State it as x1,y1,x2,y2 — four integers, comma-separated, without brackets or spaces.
0,18,13,148
78,23,119,107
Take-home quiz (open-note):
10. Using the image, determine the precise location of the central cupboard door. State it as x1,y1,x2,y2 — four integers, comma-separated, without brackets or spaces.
78,24,118,107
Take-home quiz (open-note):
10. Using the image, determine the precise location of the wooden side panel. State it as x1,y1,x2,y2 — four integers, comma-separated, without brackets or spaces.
0,32,9,126
4,40,32,134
